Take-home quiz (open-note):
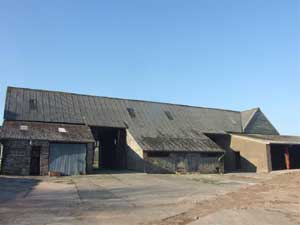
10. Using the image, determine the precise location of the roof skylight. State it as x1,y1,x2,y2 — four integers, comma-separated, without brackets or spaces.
20,125,28,131
127,108,136,119
164,111,174,120
58,127,67,133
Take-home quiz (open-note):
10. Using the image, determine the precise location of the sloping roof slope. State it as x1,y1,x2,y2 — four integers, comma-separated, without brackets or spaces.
243,109,279,135
4,87,242,133
0,121,95,143
241,108,258,131
2,86,278,152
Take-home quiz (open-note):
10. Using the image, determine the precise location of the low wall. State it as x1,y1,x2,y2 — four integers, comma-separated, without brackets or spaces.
144,152,224,174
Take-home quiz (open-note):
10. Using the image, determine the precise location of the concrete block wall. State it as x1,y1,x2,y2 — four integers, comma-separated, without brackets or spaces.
230,135,270,173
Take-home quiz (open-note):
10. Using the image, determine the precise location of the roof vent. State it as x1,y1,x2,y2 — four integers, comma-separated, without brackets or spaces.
58,127,67,133
20,125,28,131
29,99,37,110
127,108,136,119
164,111,174,120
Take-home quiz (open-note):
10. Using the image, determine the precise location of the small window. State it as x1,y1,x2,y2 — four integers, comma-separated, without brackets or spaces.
164,111,174,120
147,152,170,157
127,108,136,119
20,125,28,131
58,127,67,133
29,99,37,110
200,152,220,157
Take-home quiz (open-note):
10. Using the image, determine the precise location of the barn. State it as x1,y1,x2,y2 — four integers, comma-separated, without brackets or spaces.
0,87,299,175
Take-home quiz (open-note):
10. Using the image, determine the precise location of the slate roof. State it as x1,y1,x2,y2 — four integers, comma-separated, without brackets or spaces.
0,121,95,143
241,108,258,131
2,86,278,152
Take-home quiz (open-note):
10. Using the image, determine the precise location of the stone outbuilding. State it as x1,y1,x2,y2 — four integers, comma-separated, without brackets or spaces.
0,121,95,175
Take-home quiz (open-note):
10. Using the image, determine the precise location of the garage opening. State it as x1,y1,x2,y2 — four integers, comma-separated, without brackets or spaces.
271,144,300,171
49,143,87,175
91,127,127,170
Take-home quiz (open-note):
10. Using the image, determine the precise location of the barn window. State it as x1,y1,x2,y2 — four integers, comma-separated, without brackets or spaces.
29,99,37,110
58,127,67,133
147,152,170,157
127,108,136,119
200,152,220,157
164,111,174,120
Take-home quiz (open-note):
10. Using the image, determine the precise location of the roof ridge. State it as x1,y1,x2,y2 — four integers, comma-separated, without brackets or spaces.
7,86,241,113
242,108,259,131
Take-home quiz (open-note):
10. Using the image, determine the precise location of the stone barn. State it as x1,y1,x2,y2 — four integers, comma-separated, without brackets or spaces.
0,86,299,175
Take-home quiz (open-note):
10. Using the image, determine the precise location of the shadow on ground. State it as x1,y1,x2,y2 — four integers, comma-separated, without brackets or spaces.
0,176,40,203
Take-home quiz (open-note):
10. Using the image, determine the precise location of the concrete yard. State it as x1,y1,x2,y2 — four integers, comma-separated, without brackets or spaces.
0,171,299,225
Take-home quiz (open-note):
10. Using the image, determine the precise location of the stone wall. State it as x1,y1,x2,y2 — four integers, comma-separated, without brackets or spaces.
86,143,94,174
205,134,237,172
126,131,145,172
1,140,31,175
144,152,224,174
32,140,49,175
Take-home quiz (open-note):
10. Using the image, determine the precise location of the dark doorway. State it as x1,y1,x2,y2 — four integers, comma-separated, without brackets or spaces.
235,151,241,170
30,146,41,175
270,144,300,171
270,145,286,170
91,127,127,170
288,146,300,169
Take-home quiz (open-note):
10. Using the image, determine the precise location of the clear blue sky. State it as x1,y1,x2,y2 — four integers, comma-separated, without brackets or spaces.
0,1,299,134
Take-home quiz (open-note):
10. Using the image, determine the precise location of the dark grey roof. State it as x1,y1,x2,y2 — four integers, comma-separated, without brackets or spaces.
0,121,95,143
241,108,258,131
4,87,242,131
2,86,278,152
242,108,279,135
137,135,224,152
233,134,300,145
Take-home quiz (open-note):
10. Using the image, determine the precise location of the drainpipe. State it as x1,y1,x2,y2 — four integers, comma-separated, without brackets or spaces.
218,153,225,162
284,147,290,170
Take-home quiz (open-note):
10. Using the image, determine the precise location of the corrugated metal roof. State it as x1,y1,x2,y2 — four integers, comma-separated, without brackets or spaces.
0,121,95,143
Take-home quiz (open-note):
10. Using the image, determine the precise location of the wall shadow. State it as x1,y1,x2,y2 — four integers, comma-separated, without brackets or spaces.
0,176,40,203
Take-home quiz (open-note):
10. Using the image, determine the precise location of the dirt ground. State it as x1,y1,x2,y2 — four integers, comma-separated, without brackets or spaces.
0,170,299,225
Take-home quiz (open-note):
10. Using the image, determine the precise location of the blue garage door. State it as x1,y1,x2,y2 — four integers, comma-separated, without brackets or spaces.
49,143,86,175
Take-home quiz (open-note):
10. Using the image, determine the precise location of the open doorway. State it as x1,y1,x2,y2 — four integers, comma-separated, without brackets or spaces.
271,144,300,171
235,151,241,170
30,146,41,175
91,127,127,170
